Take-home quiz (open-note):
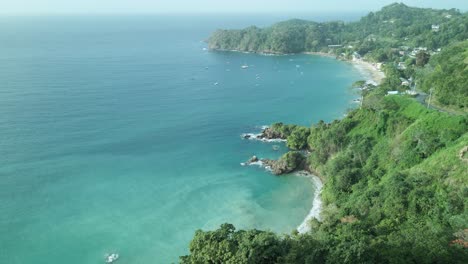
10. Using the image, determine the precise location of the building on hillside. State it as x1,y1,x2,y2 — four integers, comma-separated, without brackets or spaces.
406,90,418,96
387,91,399,95
352,52,361,60
400,78,410,86
432,24,440,32
397,62,407,70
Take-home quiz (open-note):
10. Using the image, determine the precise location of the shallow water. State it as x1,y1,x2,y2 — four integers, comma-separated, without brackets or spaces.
0,15,363,263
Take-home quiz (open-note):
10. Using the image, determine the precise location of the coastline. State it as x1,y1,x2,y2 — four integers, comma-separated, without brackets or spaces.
295,171,323,234
303,51,386,85
224,48,384,233
350,59,385,85
302,51,337,58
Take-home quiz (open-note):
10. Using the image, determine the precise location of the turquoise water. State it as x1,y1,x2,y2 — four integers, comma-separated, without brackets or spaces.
0,16,363,263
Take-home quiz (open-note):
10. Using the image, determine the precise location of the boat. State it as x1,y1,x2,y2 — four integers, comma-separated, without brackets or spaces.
241,65,249,69
105,253,119,263
272,145,280,151
214,82,219,86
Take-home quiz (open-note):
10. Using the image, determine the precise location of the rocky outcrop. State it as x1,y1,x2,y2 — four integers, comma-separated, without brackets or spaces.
248,155,259,163
257,127,285,140
261,151,305,175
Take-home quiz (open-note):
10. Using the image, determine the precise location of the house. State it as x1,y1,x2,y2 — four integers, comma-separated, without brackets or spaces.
406,90,418,96
445,14,452,19
366,34,377,42
399,51,406,56
432,25,440,32
352,52,361,60
397,62,407,70
410,47,428,57
387,91,399,95
400,78,410,86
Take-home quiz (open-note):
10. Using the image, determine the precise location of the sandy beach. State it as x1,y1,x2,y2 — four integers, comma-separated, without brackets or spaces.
303,51,338,58
351,59,386,85
295,171,324,234
304,52,386,84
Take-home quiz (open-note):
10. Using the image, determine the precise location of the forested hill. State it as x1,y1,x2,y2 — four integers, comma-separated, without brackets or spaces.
208,3,467,55
181,96,468,264
181,3,468,263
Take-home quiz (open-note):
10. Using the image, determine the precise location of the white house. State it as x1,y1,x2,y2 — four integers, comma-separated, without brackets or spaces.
432,25,440,32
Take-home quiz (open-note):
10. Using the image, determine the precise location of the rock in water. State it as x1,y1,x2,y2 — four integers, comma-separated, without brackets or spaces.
258,127,284,140
249,155,259,163
262,152,304,175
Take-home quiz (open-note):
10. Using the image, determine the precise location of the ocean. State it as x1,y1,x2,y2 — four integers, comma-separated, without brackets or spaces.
0,14,364,263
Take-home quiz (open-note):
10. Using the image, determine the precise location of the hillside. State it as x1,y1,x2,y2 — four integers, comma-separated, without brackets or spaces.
182,3,468,263
208,3,468,111
208,3,468,55
418,40,468,111
182,95,468,263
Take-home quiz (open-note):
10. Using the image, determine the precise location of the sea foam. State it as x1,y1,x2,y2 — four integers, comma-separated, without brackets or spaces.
296,172,323,234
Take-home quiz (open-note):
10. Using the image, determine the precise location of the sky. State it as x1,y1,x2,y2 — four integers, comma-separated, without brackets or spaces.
0,0,466,14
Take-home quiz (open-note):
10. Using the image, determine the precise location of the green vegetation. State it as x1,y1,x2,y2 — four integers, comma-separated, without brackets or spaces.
209,3,468,112
182,3,468,263
270,122,298,138
418,41,468,110
208,3,468,56
182,94,468,264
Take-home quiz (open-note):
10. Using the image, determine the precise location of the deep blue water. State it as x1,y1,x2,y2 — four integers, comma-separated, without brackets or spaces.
0,15,363,263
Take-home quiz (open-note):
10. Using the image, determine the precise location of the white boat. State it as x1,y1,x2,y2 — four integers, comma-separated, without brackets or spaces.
214,82,219,85
241,65,249,69
105,253,119,263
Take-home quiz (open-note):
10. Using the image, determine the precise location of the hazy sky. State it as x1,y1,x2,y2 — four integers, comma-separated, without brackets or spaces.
0,0,466,14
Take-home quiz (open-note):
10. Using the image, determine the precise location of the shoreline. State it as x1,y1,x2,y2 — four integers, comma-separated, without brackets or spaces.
295,171,323,234
303,51,386,85
349,59,385,85
228,50,384,233
302,51,337,58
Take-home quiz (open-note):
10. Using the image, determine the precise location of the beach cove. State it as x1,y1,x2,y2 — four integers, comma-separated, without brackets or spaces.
0,15,370,263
